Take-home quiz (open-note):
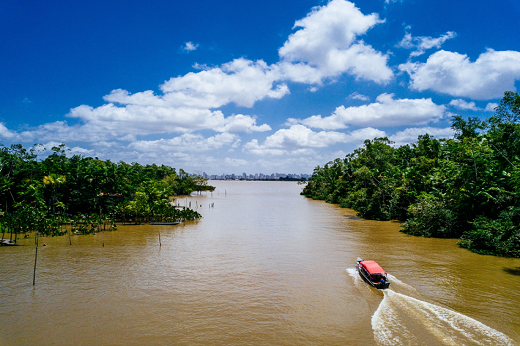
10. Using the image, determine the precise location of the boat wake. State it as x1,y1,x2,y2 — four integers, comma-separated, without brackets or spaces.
372,290,515,346
346,267,363,284
347,268,515,345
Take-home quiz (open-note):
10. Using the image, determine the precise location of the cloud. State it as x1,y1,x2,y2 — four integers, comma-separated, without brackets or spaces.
398,31,456,57
107,59,289,109
389,127,455,146
0,104,271,146
485,103,498,112
345,127,387,142
5,0,397,152
290,93,445,129
243,124,386,155
399,49,520,99
128,132,240,153
0,123,18,139
448,99,498,112
349,92,369,101
224,157,249,167
160,59,289,108
181,41,199,52
448,99,480,111
214,114,272,133
68,146,95,156
278,0,392,84
71,105,268,136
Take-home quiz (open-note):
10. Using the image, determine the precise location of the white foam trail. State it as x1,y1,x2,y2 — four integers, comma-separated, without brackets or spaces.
372,290,515,346
386,274,419,296
386,274,410,288
346,267,362,283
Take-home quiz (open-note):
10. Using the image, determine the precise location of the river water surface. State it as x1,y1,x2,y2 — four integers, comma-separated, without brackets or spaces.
1,181,519,345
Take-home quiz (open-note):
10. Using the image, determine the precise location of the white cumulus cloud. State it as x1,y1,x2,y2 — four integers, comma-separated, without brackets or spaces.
160,58,289,108
449,99,499,112
290,93,445,129
0,123,18,140
244,125,386,155
399,49,520,100
350,92,370,101
278,0,392,84
389,127,454,147
182,41,199,52
398,31,456,57
485,103,498,112
128,133,240,153
448,99,480,111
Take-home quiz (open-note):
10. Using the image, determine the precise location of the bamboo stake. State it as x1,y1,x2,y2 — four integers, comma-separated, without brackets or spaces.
69,229,71,245
159,232,161,247
32,245,38,286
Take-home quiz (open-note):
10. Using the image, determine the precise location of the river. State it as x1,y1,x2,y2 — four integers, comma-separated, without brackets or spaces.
0,181,519,345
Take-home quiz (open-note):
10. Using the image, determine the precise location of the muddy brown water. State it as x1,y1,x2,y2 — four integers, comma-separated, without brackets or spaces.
1,181,519,345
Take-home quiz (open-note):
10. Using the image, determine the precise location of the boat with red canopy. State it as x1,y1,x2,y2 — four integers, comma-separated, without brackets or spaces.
356,258,390,289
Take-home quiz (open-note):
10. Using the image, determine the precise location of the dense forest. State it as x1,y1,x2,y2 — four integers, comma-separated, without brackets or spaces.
0,144,214,239
302,91,520,257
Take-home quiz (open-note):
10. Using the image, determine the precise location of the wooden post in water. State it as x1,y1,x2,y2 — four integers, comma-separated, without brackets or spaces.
159,232,161,247
68,229,71,245
32,245,38,286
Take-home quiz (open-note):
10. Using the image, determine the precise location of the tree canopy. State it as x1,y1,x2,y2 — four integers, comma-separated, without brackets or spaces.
302,91,520,257
0,147,213,237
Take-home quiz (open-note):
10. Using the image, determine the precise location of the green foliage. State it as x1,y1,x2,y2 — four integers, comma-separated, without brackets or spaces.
302,91,520,257
0,145,210,237
402,193,459,237
458,207,520,257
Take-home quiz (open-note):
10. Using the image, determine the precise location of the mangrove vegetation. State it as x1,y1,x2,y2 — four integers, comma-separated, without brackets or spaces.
0,144,214,240
302,91,520,257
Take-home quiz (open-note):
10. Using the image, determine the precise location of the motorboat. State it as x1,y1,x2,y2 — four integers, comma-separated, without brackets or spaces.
356,258,390,289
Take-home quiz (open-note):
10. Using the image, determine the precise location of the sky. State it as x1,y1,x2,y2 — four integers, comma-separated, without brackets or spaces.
1,0,520,175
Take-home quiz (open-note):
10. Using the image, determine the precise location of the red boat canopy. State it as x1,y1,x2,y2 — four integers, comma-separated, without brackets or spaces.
360,261,386,274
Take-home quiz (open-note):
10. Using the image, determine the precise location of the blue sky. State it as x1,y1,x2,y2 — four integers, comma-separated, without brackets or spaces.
1,0,520,175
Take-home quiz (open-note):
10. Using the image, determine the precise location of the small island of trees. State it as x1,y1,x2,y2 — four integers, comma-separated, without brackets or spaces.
0,145,214,241
302,91,520,258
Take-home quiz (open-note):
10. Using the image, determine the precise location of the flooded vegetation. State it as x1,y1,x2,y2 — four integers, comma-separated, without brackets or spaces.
0,144,208,241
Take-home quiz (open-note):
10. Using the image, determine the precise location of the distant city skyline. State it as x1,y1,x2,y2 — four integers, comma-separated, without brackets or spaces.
201,172,310,181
